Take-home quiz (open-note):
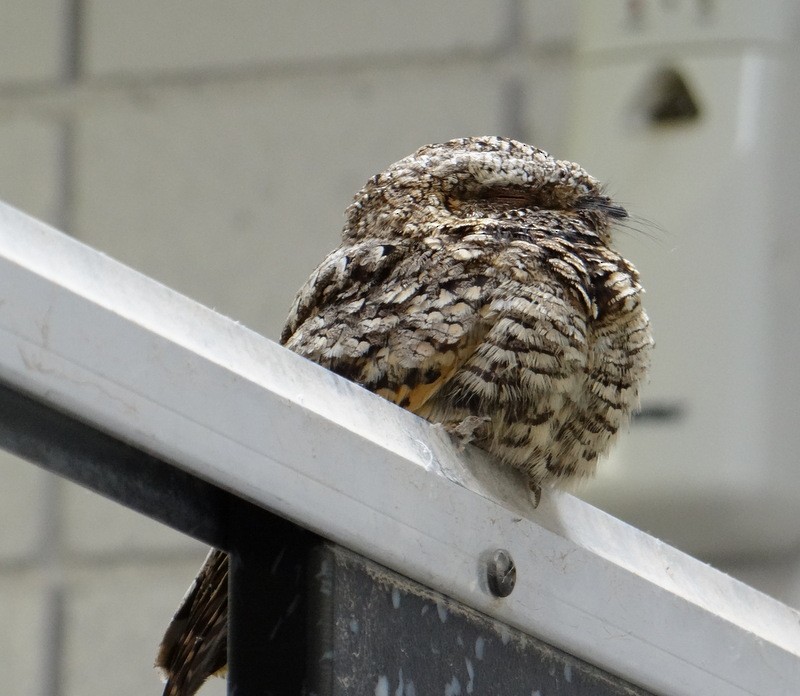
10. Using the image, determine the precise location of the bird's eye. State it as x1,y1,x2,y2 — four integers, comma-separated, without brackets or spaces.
447,186,535,213
484,189,531,206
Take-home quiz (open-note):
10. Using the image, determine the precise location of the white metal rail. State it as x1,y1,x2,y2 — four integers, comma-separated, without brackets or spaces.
0,200,797,696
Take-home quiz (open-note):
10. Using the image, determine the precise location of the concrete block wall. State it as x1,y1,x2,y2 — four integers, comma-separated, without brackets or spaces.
0,2,796,695
0,3,578,694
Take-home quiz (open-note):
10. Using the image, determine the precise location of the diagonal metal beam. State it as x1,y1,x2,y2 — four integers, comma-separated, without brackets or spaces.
0,200,798,696
0,380,227,548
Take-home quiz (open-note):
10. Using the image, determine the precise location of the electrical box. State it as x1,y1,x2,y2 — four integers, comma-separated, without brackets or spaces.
569,0,800,557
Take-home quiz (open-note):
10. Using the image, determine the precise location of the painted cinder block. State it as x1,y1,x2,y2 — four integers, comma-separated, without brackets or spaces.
62,559,212,696
0,572,50,696
0,1,66,84
0,118,64,228
83,0,506,76
73,64,504,339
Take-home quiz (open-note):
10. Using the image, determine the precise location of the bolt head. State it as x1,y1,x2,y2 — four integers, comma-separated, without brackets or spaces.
487,549,516,598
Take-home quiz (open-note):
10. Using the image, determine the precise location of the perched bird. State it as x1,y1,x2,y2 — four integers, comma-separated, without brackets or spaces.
156,136,652,695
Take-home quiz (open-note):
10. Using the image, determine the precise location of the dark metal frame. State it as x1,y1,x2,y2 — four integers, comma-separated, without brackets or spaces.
0,380,651,695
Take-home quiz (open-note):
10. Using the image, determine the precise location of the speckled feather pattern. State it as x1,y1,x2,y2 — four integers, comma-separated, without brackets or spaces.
283,136,651,483
157,136,652,695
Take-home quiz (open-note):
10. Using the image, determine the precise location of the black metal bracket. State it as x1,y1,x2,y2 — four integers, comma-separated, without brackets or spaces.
305,544,653,696
0,380,652,695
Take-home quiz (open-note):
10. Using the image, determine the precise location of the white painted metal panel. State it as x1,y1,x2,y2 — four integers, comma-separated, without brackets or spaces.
0,201,797,696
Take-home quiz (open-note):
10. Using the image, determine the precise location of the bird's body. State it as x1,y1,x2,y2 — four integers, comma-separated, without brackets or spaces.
157,136,652,695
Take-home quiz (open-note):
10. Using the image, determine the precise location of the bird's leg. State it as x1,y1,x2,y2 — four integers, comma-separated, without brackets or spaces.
440,415,492,451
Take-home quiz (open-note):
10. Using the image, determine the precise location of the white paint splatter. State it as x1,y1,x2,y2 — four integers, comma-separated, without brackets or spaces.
396,668,404,696
349,618,360,635
465,658,475,694
392,587,401,609
444,676,462,695
499,625,511,645
405,680,417,696
474,636,485,660
375,675,389,696
532,691,542,696
564,663,573,682
436,600,448,623
315,558,332,595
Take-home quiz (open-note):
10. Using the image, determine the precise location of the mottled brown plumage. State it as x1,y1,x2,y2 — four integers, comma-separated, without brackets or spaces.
157,136,652,695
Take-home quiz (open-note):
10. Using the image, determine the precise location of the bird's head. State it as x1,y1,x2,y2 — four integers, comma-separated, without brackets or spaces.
344,136,627,246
